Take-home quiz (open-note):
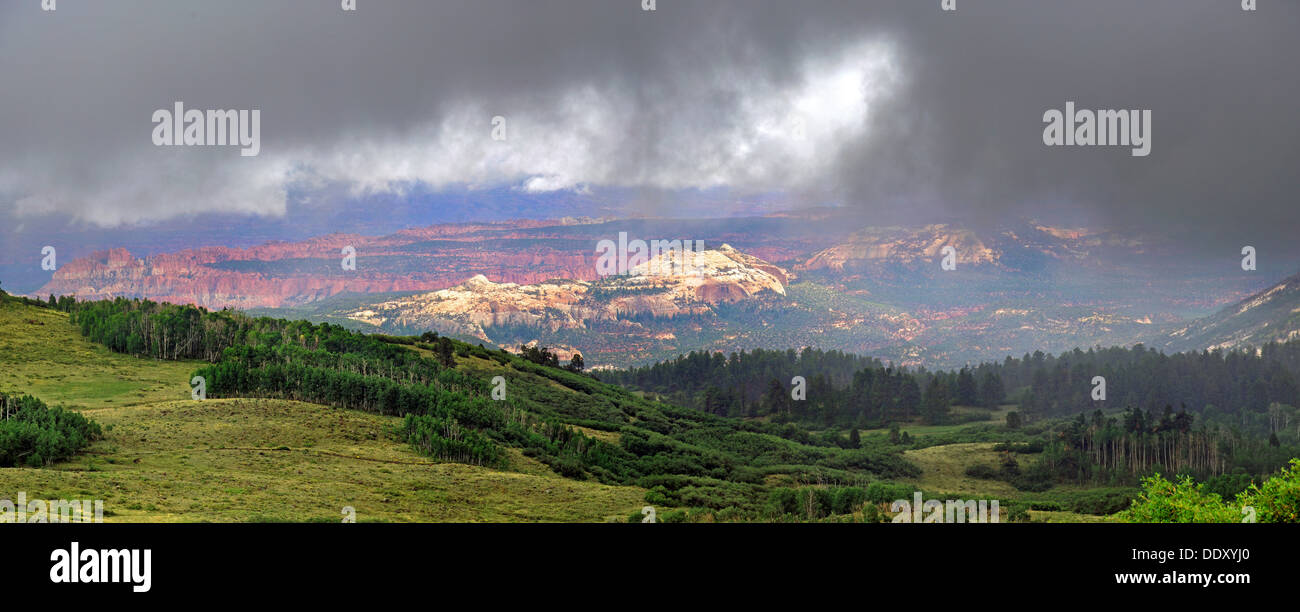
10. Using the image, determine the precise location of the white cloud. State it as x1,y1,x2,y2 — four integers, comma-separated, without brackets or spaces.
4,37,900,227
294,40,900,199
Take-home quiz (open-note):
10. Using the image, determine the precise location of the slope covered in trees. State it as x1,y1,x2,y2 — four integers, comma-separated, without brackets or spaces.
604,340,1300,500
0,296,649,521
54,296,921,518
21,290,1300,522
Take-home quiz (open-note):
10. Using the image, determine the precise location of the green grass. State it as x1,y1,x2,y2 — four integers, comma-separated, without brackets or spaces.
0,300,646,522
0,301,196,409
1027,510,1118,523
0,398,645,522
854,405,1013,438
901,442,1024,498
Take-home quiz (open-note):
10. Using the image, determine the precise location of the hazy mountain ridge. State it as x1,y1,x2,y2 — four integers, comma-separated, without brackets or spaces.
796,222,1145,274
33,219,606,309
25,215,1286,370
1160,271,1300,353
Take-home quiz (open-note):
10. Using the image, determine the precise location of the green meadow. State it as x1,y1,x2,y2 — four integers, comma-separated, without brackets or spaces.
0,300,645,522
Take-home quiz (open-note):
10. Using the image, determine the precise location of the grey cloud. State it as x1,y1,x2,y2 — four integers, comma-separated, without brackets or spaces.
0,0,1295,247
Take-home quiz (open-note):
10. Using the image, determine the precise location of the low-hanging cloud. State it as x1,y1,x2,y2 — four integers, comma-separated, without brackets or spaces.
0,0,1295,245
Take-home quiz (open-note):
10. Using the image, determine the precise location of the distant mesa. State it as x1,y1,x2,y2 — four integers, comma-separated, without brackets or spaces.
33,219,600,310
799,224,999,271
343,244,792,342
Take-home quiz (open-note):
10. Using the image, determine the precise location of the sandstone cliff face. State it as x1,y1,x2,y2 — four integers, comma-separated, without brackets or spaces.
621,243,790,301
343,245,792,338
35,220,603,309
41,249,459,309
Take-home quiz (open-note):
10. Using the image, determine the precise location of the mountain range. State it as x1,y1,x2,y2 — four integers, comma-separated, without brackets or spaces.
22,213,1296,369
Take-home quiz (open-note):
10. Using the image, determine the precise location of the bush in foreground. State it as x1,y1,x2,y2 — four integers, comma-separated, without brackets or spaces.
1122,459,1300,523
0,393,102,467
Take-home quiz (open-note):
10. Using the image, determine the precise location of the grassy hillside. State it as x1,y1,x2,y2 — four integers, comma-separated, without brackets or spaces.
0,299,645,522
903,442,1024,498
16,295,1254,523
0,300,194,409
0,296,934,521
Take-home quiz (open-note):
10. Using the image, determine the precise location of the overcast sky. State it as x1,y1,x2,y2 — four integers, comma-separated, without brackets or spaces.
1,0,1296,242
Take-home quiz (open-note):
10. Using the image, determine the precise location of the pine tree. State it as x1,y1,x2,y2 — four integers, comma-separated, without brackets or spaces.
955,367,978,405
567,353,585,372
764,378,787,417
922,377,950,425
898,378,922,421
435,337,456,368
979,371,1004,409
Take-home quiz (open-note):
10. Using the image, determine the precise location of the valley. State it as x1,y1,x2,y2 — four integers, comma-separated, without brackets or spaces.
29,215,1288,370
4,289,1297,524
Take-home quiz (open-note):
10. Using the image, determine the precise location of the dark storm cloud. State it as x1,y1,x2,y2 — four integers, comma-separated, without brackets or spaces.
825,0,1300,244
0,0,1295,244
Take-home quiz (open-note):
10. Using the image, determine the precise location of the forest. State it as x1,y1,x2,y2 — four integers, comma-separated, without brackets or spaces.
595,342,1300,495
980,344,1300,434
601,347,1005,428
603,343,1300,442
988,405,1300,494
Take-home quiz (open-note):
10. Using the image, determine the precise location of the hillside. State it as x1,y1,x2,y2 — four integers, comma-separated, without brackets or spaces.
1160,271,1300,352
6,295,1298,523
0,299,645,522
0,296,926,522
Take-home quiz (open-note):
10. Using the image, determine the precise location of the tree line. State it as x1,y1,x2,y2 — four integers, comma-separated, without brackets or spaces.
602,347,1005,429
983,343,1300,433
981,406,1300,490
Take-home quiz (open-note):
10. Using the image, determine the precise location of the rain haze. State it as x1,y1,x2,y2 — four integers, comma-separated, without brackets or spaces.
0,0,1294,246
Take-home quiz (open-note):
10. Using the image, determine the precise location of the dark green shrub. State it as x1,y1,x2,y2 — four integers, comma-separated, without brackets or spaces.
0,393,102,467
864,481,915,504
645,485,671,505
831,487,867,515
